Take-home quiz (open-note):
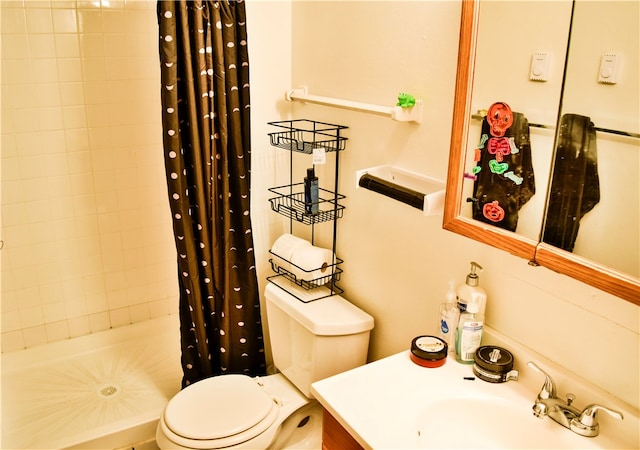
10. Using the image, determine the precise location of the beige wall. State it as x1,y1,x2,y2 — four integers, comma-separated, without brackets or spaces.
1,0,638,413
1,0,177,350
285,1,639,410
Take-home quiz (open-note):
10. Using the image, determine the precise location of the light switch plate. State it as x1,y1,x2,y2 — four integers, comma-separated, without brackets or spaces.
598,53,620,84
530,52,550,82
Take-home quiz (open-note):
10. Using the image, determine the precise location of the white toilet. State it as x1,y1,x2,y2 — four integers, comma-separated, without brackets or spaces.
156,282,374,449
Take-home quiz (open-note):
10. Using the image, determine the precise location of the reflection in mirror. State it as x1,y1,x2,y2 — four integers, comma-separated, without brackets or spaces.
541,1,639,278
444,0,538,262
444,0,640,305
460,1,573,241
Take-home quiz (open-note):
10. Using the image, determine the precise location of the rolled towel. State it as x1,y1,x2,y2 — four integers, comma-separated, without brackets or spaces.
271,233,311,273
289,244,336,285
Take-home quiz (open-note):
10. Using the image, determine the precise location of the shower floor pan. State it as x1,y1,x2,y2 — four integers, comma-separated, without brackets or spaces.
1,314,182,449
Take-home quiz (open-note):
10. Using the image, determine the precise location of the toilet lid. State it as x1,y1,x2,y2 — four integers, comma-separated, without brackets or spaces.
164,374,277,441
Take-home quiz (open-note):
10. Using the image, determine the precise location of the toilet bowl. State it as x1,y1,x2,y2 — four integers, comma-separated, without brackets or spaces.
156,282,374,450
156,373,313,449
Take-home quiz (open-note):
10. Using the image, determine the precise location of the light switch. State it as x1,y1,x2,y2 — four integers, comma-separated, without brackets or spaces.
530,52,550,82
598,53,620,84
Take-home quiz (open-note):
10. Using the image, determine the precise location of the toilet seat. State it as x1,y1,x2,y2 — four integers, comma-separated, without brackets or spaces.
160,374,279,449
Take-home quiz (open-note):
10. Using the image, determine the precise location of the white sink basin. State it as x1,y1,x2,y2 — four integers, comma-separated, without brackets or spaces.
311,333,638,450
416,397,603,449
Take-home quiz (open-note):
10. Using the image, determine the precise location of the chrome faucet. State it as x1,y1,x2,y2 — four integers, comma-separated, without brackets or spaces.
527,361,623,437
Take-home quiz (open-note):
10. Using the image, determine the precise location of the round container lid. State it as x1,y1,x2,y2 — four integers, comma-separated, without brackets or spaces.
411,335,448,361
474,345,514,373
164,374,275,441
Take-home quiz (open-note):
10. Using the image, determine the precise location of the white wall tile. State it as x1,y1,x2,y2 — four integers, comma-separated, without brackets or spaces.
129,302,150,323
2,310,23,333
109,307,131,328
34,83,62,107
55,34,80,57
22,325,47,348
149,297,173,318
28,34,56,58
77,9,103,34
2,8,28,34
67,315,91,337
37,106,65,130
57,58,83,82
45,320,70,342
89,311,110,333
1,330,26,353
2,35,30,59
52,9,77,33
2,59,34,86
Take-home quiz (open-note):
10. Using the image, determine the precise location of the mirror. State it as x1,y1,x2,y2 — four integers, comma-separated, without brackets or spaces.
444,0,640,305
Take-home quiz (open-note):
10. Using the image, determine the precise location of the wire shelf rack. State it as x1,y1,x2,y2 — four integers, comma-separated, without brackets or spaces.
267,119,348,154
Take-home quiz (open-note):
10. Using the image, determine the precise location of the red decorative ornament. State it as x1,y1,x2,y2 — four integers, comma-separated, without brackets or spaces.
483,200,505,222
487,137,511,162
486,102,514,137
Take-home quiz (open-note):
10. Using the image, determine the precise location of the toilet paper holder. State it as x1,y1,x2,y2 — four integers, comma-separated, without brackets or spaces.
355,165,446,216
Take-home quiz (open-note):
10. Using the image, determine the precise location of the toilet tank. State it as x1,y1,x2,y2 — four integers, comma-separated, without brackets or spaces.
264,283,374,398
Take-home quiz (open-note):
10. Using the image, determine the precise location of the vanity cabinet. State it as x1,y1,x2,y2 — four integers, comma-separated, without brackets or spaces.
321,409,364,450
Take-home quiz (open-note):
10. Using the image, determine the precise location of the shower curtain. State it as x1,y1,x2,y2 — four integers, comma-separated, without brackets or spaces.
157,0,266,387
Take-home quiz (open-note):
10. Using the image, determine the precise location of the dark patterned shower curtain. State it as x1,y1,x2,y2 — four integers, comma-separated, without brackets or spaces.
157,0,266,387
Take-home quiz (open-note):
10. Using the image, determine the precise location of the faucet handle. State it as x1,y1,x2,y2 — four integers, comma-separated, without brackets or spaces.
578,404,624,427
527,361,557,399
571,403,624,437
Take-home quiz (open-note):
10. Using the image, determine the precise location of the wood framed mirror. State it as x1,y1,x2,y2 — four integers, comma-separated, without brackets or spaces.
443,0,640,306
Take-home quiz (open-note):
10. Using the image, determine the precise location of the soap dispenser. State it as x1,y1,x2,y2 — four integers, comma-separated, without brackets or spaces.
438,280,459,356
457,262,486,318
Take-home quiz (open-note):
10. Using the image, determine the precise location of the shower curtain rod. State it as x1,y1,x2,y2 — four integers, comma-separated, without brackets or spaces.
472,112,640,139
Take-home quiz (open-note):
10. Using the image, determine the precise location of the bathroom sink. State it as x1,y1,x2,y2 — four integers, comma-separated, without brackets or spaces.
311,335,638,450
416,397,603,449
417,398,530,448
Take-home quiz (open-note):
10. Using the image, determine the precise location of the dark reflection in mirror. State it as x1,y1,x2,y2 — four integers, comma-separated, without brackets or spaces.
540,0,639,277
542,114,600,252
469,102,535,232
459,0,572,242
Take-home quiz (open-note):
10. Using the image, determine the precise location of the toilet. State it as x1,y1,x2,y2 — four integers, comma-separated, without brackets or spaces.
156,282,374,449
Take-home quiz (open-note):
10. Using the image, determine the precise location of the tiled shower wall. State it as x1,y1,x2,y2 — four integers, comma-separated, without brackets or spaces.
1,0,178,352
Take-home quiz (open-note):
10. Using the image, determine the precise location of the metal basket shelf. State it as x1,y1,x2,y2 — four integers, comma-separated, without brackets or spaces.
266,273,344,303
268,254,344,291
267,119,348,154
268,183,345,225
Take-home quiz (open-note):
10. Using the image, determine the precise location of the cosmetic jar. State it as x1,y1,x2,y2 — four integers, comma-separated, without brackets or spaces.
473,345,519,383
410,335,448,368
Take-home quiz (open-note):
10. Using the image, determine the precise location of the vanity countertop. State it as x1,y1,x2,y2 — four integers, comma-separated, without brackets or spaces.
311,340,639,450
311,350,516,449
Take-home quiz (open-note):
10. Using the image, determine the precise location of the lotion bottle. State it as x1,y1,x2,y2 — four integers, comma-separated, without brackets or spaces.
438,280,459,356
455,300,483,364
304,167,319,214
457,261,486,318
